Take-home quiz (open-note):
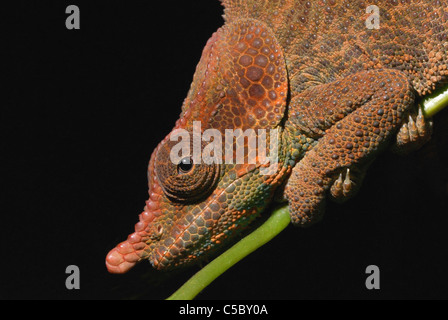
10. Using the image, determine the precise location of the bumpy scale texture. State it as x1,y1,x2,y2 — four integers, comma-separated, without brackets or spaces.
106,0,448,273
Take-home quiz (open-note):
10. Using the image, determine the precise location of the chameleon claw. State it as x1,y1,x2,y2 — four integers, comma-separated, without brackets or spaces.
416,105,425,129
330,173,344,199
416,105,433,138
408,114,418,142
342,169,352,196
397,120,410,145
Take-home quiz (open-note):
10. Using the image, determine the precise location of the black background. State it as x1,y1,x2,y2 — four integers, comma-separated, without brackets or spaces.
2,1,448,300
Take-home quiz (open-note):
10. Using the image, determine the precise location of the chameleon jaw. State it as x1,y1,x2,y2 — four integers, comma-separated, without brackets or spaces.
105,196,211,273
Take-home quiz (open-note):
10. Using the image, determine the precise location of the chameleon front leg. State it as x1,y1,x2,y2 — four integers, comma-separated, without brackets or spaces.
284,69,415,226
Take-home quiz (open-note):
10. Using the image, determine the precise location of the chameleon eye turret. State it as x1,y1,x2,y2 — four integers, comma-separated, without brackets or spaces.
154,138,221,203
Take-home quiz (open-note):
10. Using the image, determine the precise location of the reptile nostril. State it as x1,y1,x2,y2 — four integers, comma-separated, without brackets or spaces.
149,224,164,241
156,225,164,237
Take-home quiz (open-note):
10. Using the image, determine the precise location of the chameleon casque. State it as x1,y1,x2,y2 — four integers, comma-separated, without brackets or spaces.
106,0,448,273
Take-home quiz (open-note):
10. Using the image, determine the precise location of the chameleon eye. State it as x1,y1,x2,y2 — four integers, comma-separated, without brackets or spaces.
177,157,193,174
154,141,220,202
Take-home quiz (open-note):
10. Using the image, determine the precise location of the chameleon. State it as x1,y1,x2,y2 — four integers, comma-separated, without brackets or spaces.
106,0,448,273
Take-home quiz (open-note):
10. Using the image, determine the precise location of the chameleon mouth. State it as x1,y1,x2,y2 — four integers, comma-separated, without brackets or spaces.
105,203,157,274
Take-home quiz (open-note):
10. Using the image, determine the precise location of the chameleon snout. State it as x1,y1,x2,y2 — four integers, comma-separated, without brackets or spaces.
105,202,159,274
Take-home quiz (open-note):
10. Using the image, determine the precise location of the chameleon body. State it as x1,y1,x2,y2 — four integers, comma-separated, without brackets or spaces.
106,0,448,273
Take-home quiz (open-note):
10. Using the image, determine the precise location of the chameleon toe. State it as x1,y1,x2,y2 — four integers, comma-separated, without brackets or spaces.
342,169,352,197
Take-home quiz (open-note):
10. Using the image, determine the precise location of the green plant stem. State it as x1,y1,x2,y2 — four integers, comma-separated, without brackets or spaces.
166,205,291,300
422,86,448,118
166,83,448,300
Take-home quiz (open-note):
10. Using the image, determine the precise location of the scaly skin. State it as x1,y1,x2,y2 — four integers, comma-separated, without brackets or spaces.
106,0,448,273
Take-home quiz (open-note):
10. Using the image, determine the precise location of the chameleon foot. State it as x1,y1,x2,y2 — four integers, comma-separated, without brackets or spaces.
392,105,433,155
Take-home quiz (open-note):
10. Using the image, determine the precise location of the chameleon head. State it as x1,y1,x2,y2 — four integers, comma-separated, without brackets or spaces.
106,18,289,273
106,136,257,272
105,136,224,272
